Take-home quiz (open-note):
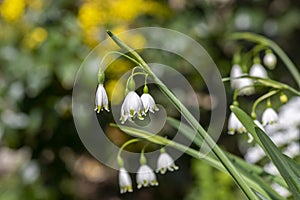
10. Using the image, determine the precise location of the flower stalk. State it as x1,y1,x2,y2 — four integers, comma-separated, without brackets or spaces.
107,30,259,199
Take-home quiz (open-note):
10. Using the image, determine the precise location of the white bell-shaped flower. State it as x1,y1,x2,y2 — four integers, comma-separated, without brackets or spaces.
228,112,247,135
249,63,268,78
238,74,254,96
141,93,159,113
230,64,243,90
118,167,133,194
262,108,278,126
94,84,109,113
263,52,277,70
156,150,178,174
120,91,145,124
136,164,158,189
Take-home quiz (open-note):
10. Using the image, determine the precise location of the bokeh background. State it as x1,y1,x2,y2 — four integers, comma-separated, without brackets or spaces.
0,0,300,199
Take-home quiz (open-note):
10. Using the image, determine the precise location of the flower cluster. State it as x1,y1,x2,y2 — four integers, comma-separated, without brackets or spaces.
120,84,159,124
243,97,300,198
228,105,278,143
230,51,276,96
118,149,178,194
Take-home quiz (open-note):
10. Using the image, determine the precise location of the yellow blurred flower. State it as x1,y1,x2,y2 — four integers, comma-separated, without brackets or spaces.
106,79,125,105
22,27,48,49
0,0,26,22
77,0,171,47
26,0,43,10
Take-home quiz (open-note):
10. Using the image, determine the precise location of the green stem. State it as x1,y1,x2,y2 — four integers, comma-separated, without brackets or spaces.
107,30,258,199
100,50,142,69
117,138,141,167
228,32,300,88
224,75,300,96
111,123,282,200
251,90,279,117
166,117,287,188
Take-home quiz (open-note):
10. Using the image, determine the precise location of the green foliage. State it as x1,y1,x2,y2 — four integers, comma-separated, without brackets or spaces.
185,159,243,200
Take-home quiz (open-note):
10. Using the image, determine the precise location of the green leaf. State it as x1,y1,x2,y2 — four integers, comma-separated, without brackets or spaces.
167,116,286,199
255,127,300,198
230,106,300,198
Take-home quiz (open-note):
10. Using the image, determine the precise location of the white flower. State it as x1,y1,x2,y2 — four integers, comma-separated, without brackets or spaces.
156,152,178,174
263,52,277,70
136,164,158,189
238,75,254,96
262,108,278,126
141,93,159,113
120,91,145,124
271,183,291,198
283,142,300,158
249,63,268,79
245,145,265,163
228,112,247,135
94,84,109,113
118,167,133,194
230,64,243,90
264,162,280,176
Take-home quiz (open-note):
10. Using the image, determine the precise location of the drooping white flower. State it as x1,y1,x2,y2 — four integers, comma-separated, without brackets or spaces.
263,52,277,70
238,75,254,96
271,183,291,198
262,108,278,126
120,91,145,124
141,93,159,113
94,84,109,113
230,64,243,90
136,164,158,189
118,167,133,194
249,63,268,79
228,112,247,135
245,145,265,163
156,151,178,174
283,142,300,158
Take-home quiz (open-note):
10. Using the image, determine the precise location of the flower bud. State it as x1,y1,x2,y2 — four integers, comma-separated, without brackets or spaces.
280,93,288,104
263,50,277,70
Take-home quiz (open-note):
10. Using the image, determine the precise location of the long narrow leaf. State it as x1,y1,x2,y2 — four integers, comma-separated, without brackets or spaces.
231,106,300,198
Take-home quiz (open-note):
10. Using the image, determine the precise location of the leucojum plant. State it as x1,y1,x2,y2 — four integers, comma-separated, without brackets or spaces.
94,31,300,199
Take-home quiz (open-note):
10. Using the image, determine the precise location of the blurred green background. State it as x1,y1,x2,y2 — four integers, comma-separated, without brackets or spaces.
0,0,299,199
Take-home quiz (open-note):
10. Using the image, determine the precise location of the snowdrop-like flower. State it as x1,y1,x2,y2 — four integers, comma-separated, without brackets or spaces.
263,52,277,70
94,84,109,113
262,108,278,126
245,145,265,163
271,183,291,198
230,64,243,90
238,75,254,96
249,63,268,78
283,142,300,158
120,91,145,124
141,93,159,113
119,167,133,194
156,150,178,174
228,112,247,135
136,164,158,189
